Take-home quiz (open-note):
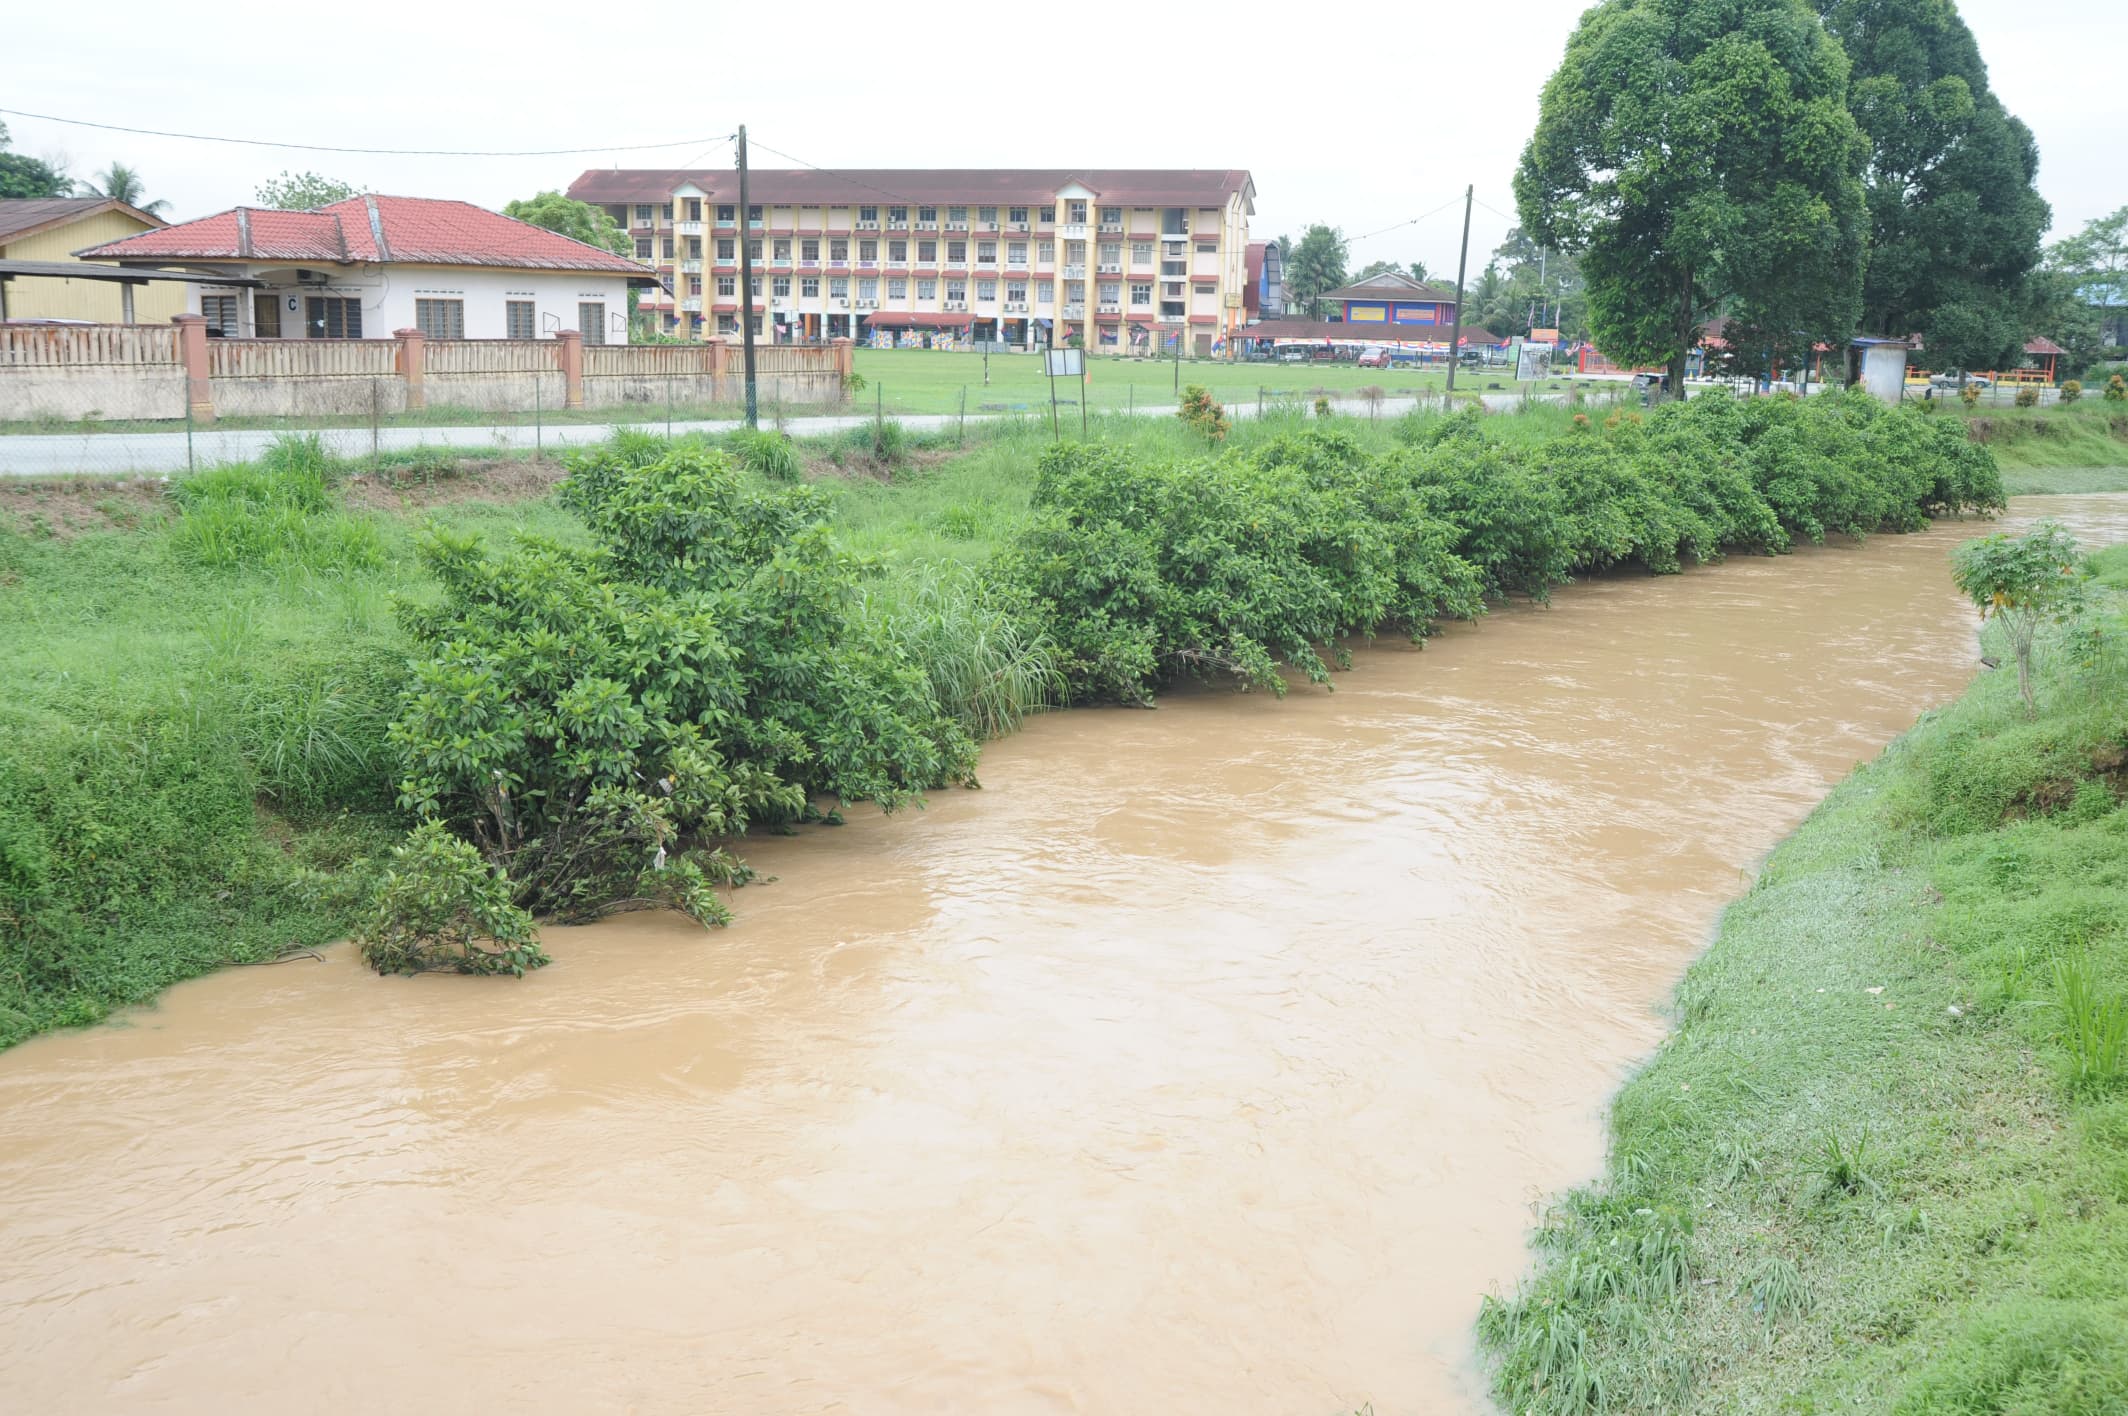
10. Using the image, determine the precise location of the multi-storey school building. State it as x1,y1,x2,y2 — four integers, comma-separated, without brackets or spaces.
565,168,1255,355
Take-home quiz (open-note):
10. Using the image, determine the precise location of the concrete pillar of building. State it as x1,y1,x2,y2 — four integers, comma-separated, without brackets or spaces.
393,328,428,410
172,313,214,424
554,327,585,409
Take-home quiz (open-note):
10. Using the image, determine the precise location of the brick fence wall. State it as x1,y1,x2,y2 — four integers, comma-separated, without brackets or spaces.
0,318,852,423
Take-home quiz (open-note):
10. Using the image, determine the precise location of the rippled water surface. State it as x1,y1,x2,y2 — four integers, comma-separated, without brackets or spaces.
4,497,2125,1414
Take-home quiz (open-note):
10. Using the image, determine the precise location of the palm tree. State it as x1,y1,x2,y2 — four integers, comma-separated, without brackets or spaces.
86,162,169,216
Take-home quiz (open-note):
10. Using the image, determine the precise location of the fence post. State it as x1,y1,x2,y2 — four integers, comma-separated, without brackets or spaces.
555,328,585,409
957,384,965,444
369,377,381,472
666,370,674,440
831,336,855,403
535,374,543,458
393,328,427,411
172,313,214,426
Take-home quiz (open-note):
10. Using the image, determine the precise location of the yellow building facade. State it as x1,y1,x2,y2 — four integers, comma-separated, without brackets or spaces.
0,198,184,324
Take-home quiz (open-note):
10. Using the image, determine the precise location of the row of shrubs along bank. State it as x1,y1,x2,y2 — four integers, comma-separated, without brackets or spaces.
1479,541,2128,1413
3,391,2005,1033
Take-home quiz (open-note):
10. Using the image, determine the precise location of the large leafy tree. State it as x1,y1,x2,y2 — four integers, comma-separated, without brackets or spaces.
1516,0,1869,391
1815,0,2048,373
0,121,72,199
253,170,360,210
1283,224,1350,319
84,162,169,216
2033,207,2128,373
503,191,632,257
1356,257,1430,283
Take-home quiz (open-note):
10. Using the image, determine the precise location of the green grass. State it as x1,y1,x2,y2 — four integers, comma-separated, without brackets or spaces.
1480,543,2128,1413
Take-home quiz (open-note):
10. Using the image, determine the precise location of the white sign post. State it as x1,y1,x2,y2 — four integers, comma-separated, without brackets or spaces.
1044,347,1085,439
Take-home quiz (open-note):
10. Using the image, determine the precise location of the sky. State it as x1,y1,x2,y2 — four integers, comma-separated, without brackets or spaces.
4,0,2119,280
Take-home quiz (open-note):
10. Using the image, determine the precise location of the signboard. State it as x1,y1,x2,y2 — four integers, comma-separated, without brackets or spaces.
1530,327,1562,346
1514,341,1552,382
1044,348,1085,377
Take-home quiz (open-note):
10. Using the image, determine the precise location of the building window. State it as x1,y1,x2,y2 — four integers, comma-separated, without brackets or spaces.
917,279,937,300
716,204,735,223
1133,242,1152,263
658,203,672,221
1099,207,1119,225
689,276,704,295
976,280,996,300
1162,208,1187,235
634,204,653,224
747,205,762,224
801,239,820,261
663,237,676,258
717,238,735,260
635,237,653,259
684,197,702,221
1037,285,1053,305
946,281,966,302
1099,283,1120,303
773,238,791,260
1197,243,1218,255
859,205,878,222
717,276,736,296
414,298,464,340
917,240,937,263
718,313,737,333
304,296,361,339
200,294,240,337
1037,241,1054,262
888,278,907,299
1067,201,1088,223
750,275,762,295
859,277,878,299
888,206,907,223
829,277,848,298
605,205,627,226
1009,206,1029,224
1038,206,1055,223
747,239,762,260
859,239,877,260
978,206,997,224
1131,283,1152,306
578,302,606,344
772,275,791,297
829,239,848,261
505,300,537,339
947,206,967,222
918,206,937,223
687,237,703,258
1100,243,1121,263
946,241,966,263
1007,283,1027,303
801,277,819,297
889,240,908,262
977,241,996,262
1008,241,1027,264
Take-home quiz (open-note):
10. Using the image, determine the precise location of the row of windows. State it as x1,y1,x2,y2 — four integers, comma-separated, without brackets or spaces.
695,274,1180,306
615,201,1213,230
692,237,1220,265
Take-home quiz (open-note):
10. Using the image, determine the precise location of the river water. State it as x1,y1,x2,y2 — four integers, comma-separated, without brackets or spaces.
4,496,2124,1414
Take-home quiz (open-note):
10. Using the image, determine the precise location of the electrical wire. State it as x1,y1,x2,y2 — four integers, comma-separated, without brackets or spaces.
0,106,734,158
1348,196,1469,244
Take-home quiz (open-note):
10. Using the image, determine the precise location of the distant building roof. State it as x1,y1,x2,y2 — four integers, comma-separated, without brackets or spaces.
566,168,1255,209
0,196,167,245
2023,335,2066,357
76,194,649,275
1238,319,1501,345
1321,270,1459,304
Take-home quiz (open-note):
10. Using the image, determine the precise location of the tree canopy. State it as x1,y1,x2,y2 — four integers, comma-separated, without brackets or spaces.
1814,0,2049,373
253,170,360,210
1516,0,1869,389
1356,258,1430,283
502,191,632,257
1282,225,1350,319
0,122,72,200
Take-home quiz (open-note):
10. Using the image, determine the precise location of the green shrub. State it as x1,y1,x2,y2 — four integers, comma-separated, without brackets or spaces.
2016,383,2042,408
1963,381,1983,407
356,821,546,976
2062,379,2084,405
1314,395,1332,418
2106,375,2125,403
1177,384,1229,440
377,436,977,962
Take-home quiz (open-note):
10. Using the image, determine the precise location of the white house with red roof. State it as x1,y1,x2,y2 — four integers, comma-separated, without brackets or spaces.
76,195,656,345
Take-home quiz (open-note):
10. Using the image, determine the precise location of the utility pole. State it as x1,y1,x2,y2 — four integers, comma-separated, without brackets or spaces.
737,124,759,428
1444,184,1473,394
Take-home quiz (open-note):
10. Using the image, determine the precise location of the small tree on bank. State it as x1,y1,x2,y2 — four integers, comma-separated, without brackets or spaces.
1950,521,2086,716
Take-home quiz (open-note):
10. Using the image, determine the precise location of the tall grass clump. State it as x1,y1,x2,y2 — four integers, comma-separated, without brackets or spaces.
727,426,801,483
169,434,384,571
857,564,1065,739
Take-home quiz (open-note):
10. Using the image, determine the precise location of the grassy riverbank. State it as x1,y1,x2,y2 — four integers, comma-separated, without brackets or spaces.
0,391,2068,1047
1480,545,2128,1412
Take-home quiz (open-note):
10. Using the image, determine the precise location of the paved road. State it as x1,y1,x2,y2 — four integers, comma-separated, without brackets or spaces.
0,391,1556,478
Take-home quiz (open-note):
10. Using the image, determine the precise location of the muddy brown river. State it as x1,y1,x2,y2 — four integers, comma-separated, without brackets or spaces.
3,496,2124,1414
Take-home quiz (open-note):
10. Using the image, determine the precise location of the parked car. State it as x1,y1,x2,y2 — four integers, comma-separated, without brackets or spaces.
1928,372,1992,390
1277,345,1316,363
1356,346,1392,369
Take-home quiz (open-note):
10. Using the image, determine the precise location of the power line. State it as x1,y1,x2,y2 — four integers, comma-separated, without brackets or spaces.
1349,196,1469,244
0,106,735,159
1471,195,1519,225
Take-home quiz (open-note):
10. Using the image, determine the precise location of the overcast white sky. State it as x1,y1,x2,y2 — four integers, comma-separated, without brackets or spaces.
5,0,2118,277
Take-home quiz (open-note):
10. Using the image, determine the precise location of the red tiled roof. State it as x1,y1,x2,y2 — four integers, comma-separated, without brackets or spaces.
2024,335,2066,356
865,311,974,327
77,195,648,275
1322,271,1459,304
1237,319,1504,345
567,168,1253,209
